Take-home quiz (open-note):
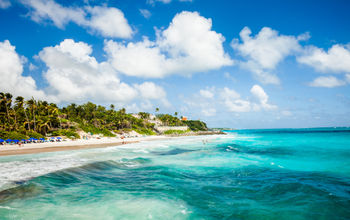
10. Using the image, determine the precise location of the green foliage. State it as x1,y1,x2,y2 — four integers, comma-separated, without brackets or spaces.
156,114,183,126
51,129,80,139
163,129,191,135
26,131,44,139
0,131,28,140
80,124,115,137
183,120,208,131
138,112,150,119
0,91,209,139
133,125,156,135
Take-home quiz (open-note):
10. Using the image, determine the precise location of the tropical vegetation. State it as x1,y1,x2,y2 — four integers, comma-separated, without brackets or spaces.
0,92,208,140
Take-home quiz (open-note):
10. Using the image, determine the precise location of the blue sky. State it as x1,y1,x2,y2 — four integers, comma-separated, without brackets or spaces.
0,0,350,129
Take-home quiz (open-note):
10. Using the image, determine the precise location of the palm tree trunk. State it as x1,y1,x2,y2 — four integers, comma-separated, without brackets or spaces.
24,109,31,130
33,107,36,131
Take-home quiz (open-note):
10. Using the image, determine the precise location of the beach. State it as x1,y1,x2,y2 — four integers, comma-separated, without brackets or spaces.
0,136,170,156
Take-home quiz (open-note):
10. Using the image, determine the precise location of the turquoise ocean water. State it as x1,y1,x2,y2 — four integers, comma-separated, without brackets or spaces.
0,127,350,219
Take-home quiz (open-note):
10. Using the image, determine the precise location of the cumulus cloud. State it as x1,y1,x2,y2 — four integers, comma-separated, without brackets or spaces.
309,76,346,88
134,82,166,100
105,11,233,78
183,84,277,119
38,39,137,103
231,27,308,84
0,0,11,9
21,0,133,38
223,98,251,112
139,9,151,19
199,88,214,99
220,85,276,112
0,40,46,99
219,87,250,112
298,44,350,74
36,39,169,104
219,87,240,100
250,85,277,110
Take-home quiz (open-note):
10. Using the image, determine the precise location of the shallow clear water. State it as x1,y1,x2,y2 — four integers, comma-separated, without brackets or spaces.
0,128,350,219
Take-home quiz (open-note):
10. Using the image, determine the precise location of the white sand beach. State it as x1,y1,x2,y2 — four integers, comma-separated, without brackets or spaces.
0,136,170,156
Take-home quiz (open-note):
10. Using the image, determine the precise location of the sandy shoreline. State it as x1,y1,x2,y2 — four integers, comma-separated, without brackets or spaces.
0,136,170,157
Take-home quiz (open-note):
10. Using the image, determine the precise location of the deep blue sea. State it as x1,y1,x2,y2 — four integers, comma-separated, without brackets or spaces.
1,128,350,219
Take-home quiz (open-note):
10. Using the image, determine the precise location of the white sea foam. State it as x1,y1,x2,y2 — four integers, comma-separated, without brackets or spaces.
0,206,15,210
0,135,227,191
0,136,197,190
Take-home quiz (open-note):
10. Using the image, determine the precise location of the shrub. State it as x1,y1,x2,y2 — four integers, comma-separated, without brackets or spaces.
26,131,44,139
163,129,191,135
134,127,156,135
0,131,28,140
51,129,80,139
183,120,208,131
79,124,115,137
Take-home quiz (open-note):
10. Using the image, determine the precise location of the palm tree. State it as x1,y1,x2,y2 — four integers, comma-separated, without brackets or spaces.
155,107,159,113
27,98,37,131
0,93,13,130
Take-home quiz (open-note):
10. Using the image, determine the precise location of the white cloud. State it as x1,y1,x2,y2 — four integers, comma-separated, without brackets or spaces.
224,99,251,112
29,63,37,71
105,11,233,78
134,82,166,100
0,0,11,9
85,6,133,38
199,88,214,99
38,39,138,103
232,27,307,84
309,76,346,88
0,40,46,99
250,85,277,110
219,87,251,112
298,44,350,74
21,0,133,38
183,85,276,119
219,87,240,100
22,0,86,28
25,39,167,105
139,9,151,19
220,85,276,112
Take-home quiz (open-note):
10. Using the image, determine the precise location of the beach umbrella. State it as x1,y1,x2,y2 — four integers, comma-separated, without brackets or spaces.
21,139,26,142
57,137,62,139
51,137,55,139
13,139,19,143
40,138,45,141
6,139,12,143
34,138,38,141
0,139,4,143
